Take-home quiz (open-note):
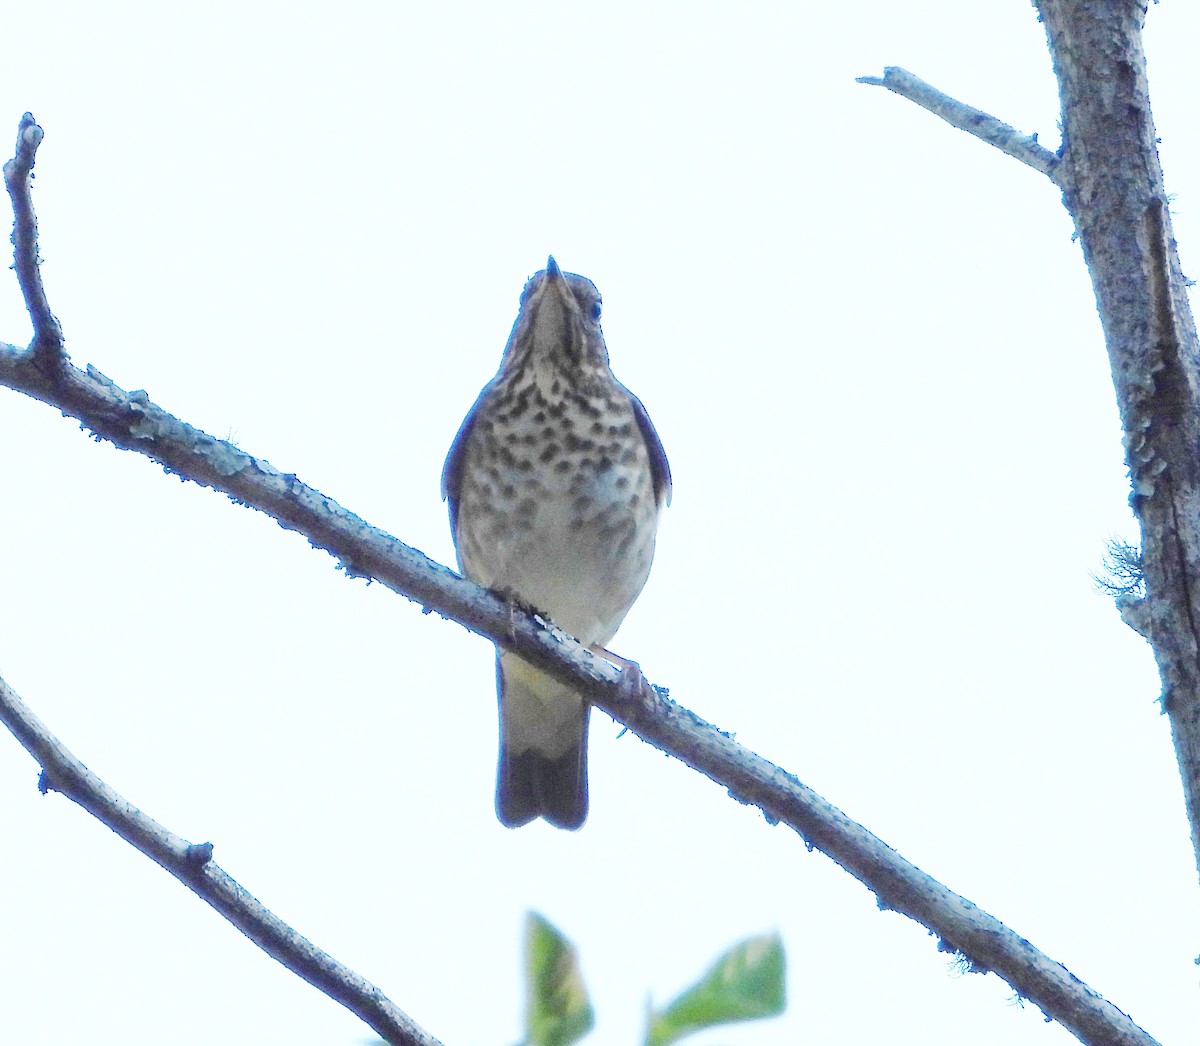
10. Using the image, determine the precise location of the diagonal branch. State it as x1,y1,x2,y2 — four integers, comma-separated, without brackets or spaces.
0,114,1160,1046
0,671,443,1046
2,112,66,367
856,67,1062,183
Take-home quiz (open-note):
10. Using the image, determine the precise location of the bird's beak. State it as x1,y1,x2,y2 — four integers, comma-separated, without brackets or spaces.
540,255,573,316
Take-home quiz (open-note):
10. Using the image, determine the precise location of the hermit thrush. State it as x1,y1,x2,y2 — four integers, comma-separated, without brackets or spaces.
442,257,671,829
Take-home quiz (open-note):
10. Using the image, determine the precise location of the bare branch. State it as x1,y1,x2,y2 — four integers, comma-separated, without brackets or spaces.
862,11,1200,891
1032,0,1200,881
609,675,1159,1046
857,67,1061,183
2,113,65,367
0,671,443,1046
0,117,1161,1046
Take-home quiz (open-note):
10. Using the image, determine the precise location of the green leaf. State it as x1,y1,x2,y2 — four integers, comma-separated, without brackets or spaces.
645,932,786,1046
523,912,595,1046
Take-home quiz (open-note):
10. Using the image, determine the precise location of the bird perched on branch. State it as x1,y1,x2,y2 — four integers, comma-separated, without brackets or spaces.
442,257,671,829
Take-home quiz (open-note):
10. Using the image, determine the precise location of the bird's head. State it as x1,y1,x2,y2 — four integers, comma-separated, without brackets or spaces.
500,256,610,378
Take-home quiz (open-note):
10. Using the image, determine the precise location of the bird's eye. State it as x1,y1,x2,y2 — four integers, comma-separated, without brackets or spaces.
590,300,602,321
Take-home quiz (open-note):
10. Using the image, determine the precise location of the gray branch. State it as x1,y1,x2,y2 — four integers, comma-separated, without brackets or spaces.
1030,0,1200,883
860,10,1200,888
0,672,443,1046
857,67,1062,183
860,8,1200,1037
0,115,1160,1046
2,112,65,367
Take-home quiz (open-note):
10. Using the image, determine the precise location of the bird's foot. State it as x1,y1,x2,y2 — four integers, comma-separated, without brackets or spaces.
590,645,654,711
499,589,540,644
589,645,639,672
506,598,518,644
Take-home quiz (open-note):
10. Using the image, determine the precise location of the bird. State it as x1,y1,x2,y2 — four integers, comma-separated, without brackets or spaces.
442,257,671,829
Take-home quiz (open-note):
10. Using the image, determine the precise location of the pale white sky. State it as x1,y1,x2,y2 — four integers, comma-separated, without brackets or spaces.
1,3,1198,1045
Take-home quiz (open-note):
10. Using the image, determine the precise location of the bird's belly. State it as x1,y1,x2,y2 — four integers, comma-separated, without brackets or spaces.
456,462,658,645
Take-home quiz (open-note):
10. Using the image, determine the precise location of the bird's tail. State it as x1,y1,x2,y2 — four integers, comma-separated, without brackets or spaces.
495,652,589,830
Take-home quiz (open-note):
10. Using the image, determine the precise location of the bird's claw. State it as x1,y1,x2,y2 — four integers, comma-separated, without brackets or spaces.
617,660,653,706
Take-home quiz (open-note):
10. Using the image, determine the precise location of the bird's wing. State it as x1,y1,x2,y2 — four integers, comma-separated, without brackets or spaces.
626,388,672,508
442,382,492,535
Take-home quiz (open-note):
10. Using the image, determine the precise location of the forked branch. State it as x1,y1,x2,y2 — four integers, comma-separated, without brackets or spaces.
860,7,1200,890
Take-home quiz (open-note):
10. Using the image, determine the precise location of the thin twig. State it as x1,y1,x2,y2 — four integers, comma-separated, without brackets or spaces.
0,672,442,1046
0,116,1160,1046
857,67,1062,184
2,113,65,367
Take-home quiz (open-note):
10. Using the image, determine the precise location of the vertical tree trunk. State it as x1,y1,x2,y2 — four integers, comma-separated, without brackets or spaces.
1038,0,1200,876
